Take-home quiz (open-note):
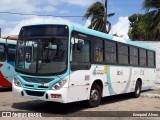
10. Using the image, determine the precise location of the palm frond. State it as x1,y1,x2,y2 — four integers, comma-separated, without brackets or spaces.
83,1,115,33
143,0,160,12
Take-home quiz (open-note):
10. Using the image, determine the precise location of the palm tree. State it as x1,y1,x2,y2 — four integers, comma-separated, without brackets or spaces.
143,0,160,40
83,1,115,33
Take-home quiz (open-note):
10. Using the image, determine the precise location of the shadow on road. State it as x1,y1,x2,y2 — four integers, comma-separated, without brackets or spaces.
12,100,87,115
101,93,133,105
11,93,135,116
0,87,12,92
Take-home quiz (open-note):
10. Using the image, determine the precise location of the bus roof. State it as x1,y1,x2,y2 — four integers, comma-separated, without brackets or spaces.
22,22,155,51
73,25,155,51
0,38,17,45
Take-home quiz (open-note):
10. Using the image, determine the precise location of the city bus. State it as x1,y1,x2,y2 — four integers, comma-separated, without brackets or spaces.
0,37,16,87
13,23,156,107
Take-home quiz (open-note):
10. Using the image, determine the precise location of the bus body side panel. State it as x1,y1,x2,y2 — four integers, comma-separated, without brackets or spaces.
67,65,118,103
67,69,91,103
0,62,15,87
109,66,132,94
102,65,117,96
61,65,156,103
142,68,156,90
0,38,16,87
108,66,156,95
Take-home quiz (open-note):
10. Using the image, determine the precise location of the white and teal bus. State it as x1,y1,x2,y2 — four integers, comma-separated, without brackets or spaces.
13,23,156,107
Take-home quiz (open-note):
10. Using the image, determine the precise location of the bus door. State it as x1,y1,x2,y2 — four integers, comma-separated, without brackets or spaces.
68,34,91,102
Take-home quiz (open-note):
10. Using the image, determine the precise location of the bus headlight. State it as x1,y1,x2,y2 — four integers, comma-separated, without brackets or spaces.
51,79,67,90
13,76,22,87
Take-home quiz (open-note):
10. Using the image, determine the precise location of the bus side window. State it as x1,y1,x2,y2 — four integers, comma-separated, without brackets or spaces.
7,44,16,62
139,49,147,66
147,51,155,67
105,41,117,63
93,39,104,63
118,44,128,65
0,44,7,62
71,35,90,63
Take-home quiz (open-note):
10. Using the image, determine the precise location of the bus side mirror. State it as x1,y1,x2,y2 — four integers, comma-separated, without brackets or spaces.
77,40,83,51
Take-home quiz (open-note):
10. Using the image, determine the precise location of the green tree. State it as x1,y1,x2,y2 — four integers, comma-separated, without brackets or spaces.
128,14,149,41
142,0,160,40
83,1,115,33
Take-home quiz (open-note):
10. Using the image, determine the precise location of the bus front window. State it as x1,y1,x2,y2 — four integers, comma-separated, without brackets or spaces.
15,25,69,75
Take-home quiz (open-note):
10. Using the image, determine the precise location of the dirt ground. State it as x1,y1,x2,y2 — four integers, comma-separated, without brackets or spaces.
0,87,160,120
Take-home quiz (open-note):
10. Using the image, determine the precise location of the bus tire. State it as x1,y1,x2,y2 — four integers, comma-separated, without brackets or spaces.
133,81,141,98
88,84,102,107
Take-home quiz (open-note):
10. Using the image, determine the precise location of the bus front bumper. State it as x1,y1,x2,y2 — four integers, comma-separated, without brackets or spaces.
12,83,68,103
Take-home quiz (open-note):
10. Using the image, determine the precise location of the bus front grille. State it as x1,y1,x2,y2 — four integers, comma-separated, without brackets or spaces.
21,76,53,83
24,84,49,89
25,90,45,97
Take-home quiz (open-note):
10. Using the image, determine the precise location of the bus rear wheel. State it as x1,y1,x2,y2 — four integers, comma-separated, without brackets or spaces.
88,84,102,107
133,81,141,98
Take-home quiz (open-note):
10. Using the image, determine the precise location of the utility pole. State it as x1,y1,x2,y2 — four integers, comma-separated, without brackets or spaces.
105,0,107,21
104,0,107,33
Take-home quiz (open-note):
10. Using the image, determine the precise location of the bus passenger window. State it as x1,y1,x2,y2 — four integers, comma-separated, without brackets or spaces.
105,41,117,63
0,44,6,62
147,51,155,67
94,40,103,63
7,45,16,62
118,44,128,65
139,49,147,66
130,46,138,65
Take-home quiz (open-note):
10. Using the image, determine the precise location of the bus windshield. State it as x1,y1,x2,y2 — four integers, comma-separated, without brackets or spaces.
15,25,69,75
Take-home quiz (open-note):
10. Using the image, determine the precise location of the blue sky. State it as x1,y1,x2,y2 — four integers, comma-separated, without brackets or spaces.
0,0,146,38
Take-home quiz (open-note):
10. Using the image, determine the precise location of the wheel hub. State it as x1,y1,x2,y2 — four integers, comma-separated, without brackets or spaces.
91,89,99,101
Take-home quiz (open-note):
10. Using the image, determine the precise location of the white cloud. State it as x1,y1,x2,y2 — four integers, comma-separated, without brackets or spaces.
1,28,13,37
0,0,98,18
0,0,37,13
63,0,97,7
84,19,91,27
2,16,81,36
59,10,69,14
110,16,129,39
0,20,5,25
47,0,97,7
40,6,57,13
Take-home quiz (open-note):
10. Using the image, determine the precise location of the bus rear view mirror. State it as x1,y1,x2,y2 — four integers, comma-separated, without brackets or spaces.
77,40,84,51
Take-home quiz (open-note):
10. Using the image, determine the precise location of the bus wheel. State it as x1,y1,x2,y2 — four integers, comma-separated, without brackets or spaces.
88,84,102,107
133,81,141,98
